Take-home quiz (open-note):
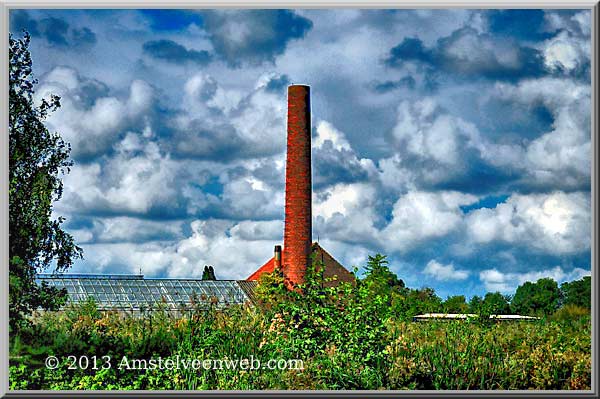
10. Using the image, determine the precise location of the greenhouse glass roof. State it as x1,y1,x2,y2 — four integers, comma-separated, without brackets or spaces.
36,274,256,311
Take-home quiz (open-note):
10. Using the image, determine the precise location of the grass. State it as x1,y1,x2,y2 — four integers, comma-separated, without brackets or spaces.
9,301,591,390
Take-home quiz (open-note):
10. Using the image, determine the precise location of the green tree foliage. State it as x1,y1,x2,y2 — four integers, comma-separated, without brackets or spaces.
363,254,405,292
360,254,444,320
201,265,216,280
256,254,390,388
468,295,483,313
391,287,443,320
9,32,82,332
8,256,593,390
560,276,591,309
482,292,511,315
511,278,562,316
443,295,469,313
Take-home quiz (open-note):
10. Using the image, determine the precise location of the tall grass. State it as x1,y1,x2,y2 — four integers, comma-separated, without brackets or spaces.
9,300,591,390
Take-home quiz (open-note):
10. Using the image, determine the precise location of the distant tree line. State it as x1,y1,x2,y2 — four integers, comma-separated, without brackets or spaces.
361,255,591,319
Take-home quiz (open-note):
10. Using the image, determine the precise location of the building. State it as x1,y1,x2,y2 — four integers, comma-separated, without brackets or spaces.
412,313,540,322
37,84,354,312
36,273,258,312
246,85,354,287
247,242,355,287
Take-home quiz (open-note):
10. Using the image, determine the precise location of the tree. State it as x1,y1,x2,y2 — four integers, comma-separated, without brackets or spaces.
392,287,443,319
560,276,591,309
468,295,483,313
443,295,469,313
202,265,216,280
363,254,405,292
481,292,511,315
9,32,82,332
511,278,562,316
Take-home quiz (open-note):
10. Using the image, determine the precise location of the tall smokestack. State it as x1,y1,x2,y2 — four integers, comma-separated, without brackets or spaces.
283,85,312,288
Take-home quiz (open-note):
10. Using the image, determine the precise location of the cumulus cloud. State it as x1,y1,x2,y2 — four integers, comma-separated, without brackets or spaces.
220,172,285,220
313,182,381,246
385,27,545,80
312,120,376,188
392,98,481,166
466,191,590,255
15,9,590,298
10,10,96,49
545,10,591,38
381,190,478,253
56,131,184,217
200,9,312,66
171,72,287,160
491,77,590,189
479,266,590,293
424,260,469,281
387,98,492,188
36,67,156,160
68,218,284,279
142,39,212,65
167,219,283,279
542,30,588,72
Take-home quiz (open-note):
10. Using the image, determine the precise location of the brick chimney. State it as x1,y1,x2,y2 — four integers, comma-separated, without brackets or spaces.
283,85,312,288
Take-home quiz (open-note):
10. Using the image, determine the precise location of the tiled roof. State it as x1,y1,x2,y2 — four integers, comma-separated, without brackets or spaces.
247,242,355,286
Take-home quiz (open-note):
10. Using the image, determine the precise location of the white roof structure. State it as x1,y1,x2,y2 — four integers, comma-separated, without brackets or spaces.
413,313,540,321
36,273,257,311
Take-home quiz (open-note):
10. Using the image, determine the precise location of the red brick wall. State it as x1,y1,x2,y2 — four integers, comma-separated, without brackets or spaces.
283,85,312,287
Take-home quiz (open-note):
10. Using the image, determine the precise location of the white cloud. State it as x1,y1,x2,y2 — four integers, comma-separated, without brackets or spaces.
424,260,469,281
376,154,413,191
381,190,478,253
313,182,380,245
314,183,370,220
314,120,352,151
70,219,284,280
490,78,590,189
27,10,591,293
182,72,241,122
220,173,284,219
545,10,591,38
174,72,287,159
165,219,283,279
542,30,589,72
390,98,484,184
312,120,377,188
466,191,590,255
572,11,591,36
36,67,156,159
440,27,522,73
479,266,590,293
56,132,181,216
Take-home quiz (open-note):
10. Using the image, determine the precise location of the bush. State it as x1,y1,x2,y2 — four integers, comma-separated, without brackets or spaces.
8,255,592,390
551,304,590,322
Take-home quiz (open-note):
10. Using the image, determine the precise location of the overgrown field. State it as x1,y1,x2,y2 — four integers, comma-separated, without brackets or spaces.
9,260,592,391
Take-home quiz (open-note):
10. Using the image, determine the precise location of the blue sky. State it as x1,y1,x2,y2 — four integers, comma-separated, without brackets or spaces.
10,8,592,299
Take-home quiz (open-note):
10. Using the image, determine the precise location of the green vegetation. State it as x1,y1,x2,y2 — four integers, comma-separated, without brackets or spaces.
8,32,592,391
9,32,82,334
561,276,591,309
511,278,562,316
9,254,591,390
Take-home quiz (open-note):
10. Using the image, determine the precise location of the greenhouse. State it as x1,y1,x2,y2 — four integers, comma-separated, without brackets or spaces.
36,274,257,312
